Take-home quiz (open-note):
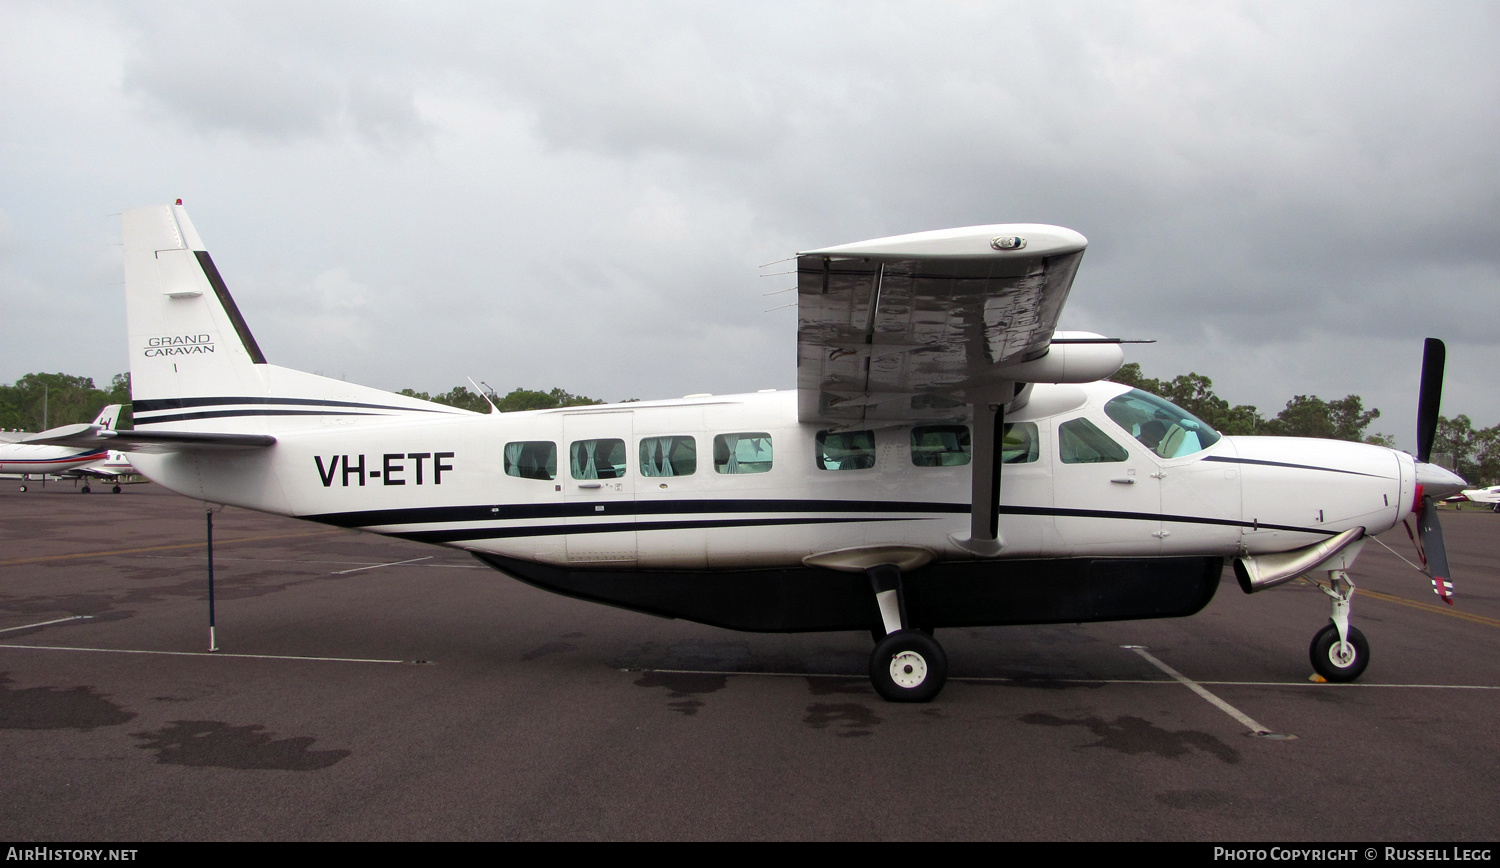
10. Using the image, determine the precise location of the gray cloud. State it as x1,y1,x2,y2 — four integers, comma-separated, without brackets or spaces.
1,0,1497,447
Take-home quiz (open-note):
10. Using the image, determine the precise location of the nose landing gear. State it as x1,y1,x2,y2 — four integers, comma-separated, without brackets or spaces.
1306,568,1369,682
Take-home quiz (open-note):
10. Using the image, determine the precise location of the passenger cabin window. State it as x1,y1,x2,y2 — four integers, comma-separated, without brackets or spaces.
714,433,773,474
816,430,876,471
640,436,696,477
504,441,557,480
1104,389,1222,458
1058,417,1129,464
570,438,627,479
911,425,970,466
910,423,1040,466
1000,422,1040,464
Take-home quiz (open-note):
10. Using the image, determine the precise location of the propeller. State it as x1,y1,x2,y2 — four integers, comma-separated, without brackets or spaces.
1410,338,1456,604
1416,338,1445,463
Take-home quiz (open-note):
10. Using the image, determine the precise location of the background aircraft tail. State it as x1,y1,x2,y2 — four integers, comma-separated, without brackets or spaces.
123,203,471,432
91,404,122,431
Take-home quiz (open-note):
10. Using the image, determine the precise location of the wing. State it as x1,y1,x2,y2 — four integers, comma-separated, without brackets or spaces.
796,224,1107,426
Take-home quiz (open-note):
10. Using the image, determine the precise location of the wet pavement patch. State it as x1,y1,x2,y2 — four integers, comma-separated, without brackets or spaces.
521,641,576,661
804,676,869,697
0,673,136,731
803,702,882,737
1019,712,1240,764
634,671,728,716
131,720,350,770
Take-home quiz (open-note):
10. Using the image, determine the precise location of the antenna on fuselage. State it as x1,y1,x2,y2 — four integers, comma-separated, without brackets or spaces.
468,377,499,414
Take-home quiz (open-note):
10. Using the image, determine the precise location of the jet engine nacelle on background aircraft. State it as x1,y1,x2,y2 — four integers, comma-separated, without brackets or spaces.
27,204,1468,701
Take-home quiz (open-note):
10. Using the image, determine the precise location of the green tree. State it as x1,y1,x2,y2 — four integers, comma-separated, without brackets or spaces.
493,387,603,412
1433,415,1500,486
1263,395,1381,442
398,385,604,413
0,372,133,431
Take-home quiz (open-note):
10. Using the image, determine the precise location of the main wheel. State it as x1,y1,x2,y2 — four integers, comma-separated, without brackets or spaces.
869,629,948,702
18,484,27,492
80,485,91,494
1310,623,1369,682
112,485,121,494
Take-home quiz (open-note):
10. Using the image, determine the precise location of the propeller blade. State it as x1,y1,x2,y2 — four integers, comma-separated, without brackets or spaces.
1417,496,1454,604
1416,338,1445,463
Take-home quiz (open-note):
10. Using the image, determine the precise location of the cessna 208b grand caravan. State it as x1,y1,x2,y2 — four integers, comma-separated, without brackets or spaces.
28,203,1467,701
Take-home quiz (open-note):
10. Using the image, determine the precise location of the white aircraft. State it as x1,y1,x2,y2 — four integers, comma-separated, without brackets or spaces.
2,405,128,492
1451,485,1500,511
28,203,1467,701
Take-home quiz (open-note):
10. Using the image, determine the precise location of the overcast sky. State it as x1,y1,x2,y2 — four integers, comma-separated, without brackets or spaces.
2,1,1497,447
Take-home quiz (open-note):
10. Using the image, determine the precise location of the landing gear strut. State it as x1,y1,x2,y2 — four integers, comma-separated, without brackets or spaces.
865,564,948,702
1306,568,1369,682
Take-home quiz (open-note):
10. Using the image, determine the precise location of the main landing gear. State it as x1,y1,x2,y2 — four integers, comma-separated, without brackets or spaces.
1305,568,1369,682
865,564,948,702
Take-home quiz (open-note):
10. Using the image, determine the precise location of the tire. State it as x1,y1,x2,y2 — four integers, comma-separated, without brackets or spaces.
80,485,91,494
18,485,27,492
869,629,948,702
1310,623,1369,682
112,485,122,494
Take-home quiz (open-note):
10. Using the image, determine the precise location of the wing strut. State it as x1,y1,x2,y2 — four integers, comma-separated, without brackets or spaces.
965,402,1006,556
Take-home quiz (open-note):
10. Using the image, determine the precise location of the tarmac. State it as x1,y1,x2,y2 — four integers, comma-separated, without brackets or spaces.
2,481,1497,840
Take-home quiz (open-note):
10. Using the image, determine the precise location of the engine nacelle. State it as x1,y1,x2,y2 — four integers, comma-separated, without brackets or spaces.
995,332,1125,384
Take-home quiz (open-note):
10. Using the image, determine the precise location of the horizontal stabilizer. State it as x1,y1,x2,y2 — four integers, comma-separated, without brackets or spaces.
22,424,275,453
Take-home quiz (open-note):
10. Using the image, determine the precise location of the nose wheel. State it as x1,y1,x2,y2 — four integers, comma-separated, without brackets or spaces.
1305,568,1370,682
1310,622,1369,682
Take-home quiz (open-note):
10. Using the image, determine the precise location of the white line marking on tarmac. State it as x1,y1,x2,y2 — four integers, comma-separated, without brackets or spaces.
332,556,434,574
623,667,1500,689
1122,645,1281,736
0,643,409,664
0,615,93,634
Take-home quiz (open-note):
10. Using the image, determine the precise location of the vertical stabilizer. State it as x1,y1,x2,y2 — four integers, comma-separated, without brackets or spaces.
121,203,474,435
123,204,267,406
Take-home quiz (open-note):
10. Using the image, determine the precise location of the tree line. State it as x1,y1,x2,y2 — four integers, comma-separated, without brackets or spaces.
3,369,1495,485
0,372,133,431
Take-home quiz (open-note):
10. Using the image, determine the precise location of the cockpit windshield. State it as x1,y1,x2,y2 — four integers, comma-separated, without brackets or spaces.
1104,389,1221,459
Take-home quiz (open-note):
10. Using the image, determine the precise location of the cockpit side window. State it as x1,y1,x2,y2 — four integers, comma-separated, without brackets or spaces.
1058,417,1129,464
1104,389,1222,458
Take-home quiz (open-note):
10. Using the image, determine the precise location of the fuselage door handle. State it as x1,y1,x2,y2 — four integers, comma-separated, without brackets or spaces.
1110,478,1135,484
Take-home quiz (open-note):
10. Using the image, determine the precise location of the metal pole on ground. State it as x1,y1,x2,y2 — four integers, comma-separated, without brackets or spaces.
207,507,219,652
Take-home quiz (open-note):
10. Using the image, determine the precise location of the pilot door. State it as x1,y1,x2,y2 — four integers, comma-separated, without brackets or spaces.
562,410,637,564
1049,415,1162,555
